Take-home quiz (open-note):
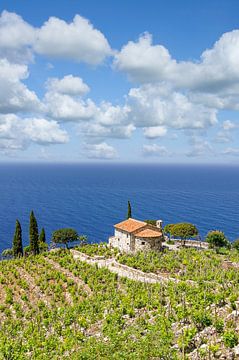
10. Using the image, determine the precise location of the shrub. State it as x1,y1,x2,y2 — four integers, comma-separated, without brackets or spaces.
223,330,238,348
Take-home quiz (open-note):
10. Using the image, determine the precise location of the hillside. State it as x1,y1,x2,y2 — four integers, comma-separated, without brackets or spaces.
0,246,239,359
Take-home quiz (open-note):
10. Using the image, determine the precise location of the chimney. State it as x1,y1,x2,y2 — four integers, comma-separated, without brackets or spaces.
156,220,163,230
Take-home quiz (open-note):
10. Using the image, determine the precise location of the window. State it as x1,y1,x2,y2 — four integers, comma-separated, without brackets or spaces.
127,234,129,238
141,242,145,245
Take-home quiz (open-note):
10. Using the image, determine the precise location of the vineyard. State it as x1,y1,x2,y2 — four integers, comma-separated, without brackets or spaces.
0,247,239,359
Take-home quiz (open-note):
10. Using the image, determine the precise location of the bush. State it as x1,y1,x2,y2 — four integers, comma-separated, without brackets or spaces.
223,330,238,348
232,239,239,251
206,231,229,249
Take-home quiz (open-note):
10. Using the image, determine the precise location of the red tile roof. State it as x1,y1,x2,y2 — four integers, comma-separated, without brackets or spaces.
114,218,146,233
135,228,162,238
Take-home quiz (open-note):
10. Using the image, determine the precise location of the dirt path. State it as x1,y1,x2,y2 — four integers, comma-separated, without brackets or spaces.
45,257,92,295
70,250,178,284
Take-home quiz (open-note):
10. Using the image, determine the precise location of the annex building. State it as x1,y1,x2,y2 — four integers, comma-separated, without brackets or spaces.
109,218,164,253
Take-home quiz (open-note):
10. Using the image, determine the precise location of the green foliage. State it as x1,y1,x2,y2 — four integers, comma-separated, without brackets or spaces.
1,248,13,258
223,330,238,348
29,210,39,255
206,230,229,249
23,245,31,256
170,223,198,241
232,239,239,251
144,219,157,226
52,228,78,248
79,235,88,246
164,224,174,235
39,241,48,253
127,200,132,219
12,219,23,258
0,247,239,358
39,227,46,243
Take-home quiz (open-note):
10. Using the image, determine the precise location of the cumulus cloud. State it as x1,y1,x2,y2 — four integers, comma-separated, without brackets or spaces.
142,144,170,157
0,114,68,151
84,142,118,159
34,14,112,64
0,10,35,62
0,11,112,65
80,122,135,139
143,126,167,139
45,92,96,122
0,59,41,114
46,75,90,96
114,30,239,93
128,84,217,129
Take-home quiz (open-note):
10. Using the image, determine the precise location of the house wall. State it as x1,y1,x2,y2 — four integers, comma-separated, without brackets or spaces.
134,236,162,252
110,229,132,252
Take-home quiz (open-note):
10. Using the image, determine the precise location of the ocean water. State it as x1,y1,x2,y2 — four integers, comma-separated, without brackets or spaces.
0,163,238,252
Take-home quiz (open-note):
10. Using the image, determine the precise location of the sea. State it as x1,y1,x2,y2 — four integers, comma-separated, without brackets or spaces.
0,163,238,253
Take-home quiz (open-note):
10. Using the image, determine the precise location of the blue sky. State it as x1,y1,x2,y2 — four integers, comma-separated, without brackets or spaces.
0,0,239,163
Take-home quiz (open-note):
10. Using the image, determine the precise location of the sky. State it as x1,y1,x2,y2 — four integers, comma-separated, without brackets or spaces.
0,0,239,163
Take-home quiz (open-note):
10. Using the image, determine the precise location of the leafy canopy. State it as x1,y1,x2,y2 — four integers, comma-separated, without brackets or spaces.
206,231,229,249
52,228,78,248
169,223,198,239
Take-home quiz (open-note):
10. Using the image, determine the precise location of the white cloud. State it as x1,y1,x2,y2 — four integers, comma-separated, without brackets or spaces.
187,137,214,157
34,14,112,64
45,92,96,122
143,126,167,139
222,120,237,130
142,144,170,157
114,33,176,83
46,75,90,96
0,59,41,114
128,84,217,129
0,10,35,62
84,142,118,159
0,114,68,151
222,147,239,156
114,30,239,104
80,122,135,139
0,11,112,65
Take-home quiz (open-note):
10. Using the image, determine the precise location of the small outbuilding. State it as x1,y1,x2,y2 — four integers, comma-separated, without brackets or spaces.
109,218,163,253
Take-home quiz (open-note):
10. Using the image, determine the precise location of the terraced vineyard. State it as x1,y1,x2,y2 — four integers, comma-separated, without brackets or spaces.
0,247,239,359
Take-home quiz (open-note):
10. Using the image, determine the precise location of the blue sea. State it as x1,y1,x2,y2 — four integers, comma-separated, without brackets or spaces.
0,163,238,252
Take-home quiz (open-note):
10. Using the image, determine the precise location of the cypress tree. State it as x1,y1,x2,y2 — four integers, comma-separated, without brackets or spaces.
29,210,39,255
12,219,23,258
127,200,132,219
39,228,46,243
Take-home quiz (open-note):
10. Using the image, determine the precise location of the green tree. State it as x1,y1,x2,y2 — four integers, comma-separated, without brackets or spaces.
232,239,239,251
12,219,23,257
127,200,132,219
144,220,157,226
1,248,13,258
170,223,198,245
39,228,46,243
29,210,39,255
52,228,78,249
164,224,175,239
206,230,229,249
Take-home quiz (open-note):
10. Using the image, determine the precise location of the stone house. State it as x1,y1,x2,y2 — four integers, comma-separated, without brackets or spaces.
109,218,164,253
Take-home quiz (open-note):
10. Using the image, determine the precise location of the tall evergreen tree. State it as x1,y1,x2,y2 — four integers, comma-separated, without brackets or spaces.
29,210,39,255
39,228,46,243
12,219,23,258
127,200,132,219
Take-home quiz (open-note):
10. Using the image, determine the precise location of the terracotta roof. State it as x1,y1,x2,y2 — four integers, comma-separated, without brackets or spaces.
114,218,146,233
135,228,162,238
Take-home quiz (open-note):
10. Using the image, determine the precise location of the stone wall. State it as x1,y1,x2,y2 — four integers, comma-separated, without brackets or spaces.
134,236,162,252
